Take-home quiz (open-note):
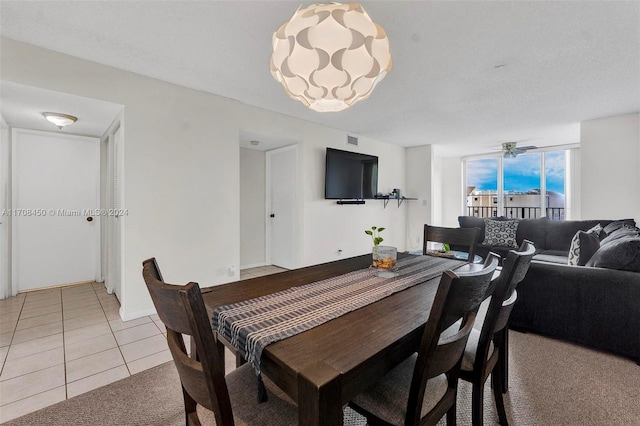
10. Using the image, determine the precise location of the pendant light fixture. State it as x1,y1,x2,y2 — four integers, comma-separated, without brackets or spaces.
270,2,392,112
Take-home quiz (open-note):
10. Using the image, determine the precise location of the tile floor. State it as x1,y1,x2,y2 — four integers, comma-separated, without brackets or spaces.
0,265,287,423
240,265,288,279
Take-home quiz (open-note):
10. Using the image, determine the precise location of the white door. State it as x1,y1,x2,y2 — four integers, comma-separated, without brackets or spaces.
266,145,298,269
12,129,100,291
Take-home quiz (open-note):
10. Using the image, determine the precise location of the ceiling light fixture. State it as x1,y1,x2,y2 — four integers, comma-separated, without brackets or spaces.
42,112,77,129
270,2,392,112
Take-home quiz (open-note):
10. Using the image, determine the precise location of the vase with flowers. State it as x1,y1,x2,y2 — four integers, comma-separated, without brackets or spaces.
365,226,397,270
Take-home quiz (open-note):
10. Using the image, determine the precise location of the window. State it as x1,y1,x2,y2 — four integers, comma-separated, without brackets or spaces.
464,149,571,220
465,158,498,219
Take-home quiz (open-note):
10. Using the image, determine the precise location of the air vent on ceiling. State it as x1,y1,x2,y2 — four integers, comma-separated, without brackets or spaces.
347,135,358,146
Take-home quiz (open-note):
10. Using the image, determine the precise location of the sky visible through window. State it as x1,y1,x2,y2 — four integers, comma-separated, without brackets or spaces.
467,151,565,194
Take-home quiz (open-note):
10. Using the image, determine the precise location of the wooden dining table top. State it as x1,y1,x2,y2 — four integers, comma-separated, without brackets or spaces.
201,252,470,425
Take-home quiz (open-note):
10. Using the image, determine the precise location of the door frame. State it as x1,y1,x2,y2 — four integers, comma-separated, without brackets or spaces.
11,128,101,291
265,144,298,268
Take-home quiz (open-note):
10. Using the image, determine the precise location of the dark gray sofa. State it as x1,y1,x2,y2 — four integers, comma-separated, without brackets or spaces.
457,216,640,363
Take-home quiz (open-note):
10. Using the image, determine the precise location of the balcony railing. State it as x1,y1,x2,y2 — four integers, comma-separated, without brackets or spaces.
467,206,565,220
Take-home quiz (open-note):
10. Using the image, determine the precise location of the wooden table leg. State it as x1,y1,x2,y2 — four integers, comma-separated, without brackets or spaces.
298,361,342,426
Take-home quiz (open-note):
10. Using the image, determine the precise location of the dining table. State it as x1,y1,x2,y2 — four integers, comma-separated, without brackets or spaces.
202,252,475,426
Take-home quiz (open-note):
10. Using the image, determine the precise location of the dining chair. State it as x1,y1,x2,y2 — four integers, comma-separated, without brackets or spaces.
458,240,535,425
349,252,500,426
423,224,480,263
142,258,298,426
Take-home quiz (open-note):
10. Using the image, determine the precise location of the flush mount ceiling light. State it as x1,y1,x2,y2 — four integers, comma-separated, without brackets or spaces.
42,112,77,129
270,2,392,112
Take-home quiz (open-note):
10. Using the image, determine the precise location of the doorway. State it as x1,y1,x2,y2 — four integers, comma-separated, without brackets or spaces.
12,128,101,291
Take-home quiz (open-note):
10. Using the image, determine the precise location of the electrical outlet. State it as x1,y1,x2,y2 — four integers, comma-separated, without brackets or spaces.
228,265,235,277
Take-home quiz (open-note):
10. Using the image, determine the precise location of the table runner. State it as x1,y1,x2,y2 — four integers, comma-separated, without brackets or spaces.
211,255,464,374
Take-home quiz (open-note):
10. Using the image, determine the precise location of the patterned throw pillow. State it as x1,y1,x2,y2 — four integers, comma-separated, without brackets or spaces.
483,219,518,248
568,224,603,266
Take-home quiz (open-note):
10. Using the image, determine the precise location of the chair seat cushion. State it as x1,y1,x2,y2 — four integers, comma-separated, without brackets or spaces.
196,363,297,425
350,354,448,426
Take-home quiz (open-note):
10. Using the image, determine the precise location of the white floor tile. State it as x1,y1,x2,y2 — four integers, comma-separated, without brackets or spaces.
63,322,112,345
0,332,13,348
0,364,65,406
0,345,8,366
126,349,172,375
66,365,129,398
63,311,107,331
19,303,63,319
113,322,161,346
0,320,17,334
22,298,62,310
11,322,63,345
6,333,63,360
0,311,21,325
63,304,105,320
65,333,117,362
16,312,62,331
119,334,167,363
0,385,66,424
108,316,151,333
0,347,64,382
65,347,125,383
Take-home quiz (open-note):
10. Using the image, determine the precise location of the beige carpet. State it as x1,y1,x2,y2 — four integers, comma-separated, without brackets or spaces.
4,331,639,425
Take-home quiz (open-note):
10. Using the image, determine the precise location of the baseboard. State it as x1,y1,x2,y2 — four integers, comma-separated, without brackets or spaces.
119,306,157,322
241,262,266,270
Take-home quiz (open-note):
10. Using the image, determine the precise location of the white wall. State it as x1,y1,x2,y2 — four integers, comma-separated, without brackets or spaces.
301,133,407,266
405,145,432,251
1,38,407,317
0,116,11,298
580,113,640,222
432,156,464,228
239,148,266,269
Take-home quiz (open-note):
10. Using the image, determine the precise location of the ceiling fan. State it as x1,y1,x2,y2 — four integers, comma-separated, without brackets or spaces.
498,142,538,158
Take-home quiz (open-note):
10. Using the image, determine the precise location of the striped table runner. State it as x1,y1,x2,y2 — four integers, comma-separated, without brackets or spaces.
211,255,464,374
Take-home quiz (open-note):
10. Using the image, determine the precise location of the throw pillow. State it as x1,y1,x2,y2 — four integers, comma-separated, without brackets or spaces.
600,225,640,245
603,219,637,235
567,224,602,266
483,219,518,248
586,236,640,272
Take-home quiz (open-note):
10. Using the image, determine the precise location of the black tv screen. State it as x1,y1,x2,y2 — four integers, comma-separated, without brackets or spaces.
325,148,378,199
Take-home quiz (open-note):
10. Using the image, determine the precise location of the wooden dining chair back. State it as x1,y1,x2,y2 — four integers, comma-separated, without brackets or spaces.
142,258,234,426
350,252,500,426
459,240,535,425
423,225,480,263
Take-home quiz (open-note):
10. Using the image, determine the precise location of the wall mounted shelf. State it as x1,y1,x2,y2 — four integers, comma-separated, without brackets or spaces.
376,196,417,208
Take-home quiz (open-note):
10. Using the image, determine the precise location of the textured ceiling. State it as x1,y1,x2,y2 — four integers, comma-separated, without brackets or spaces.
1,1,638,156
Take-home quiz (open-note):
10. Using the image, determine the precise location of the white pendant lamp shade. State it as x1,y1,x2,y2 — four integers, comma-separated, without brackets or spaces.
270,2,392,112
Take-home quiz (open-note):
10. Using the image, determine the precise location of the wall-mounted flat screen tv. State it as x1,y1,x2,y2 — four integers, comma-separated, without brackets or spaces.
325,148,378,199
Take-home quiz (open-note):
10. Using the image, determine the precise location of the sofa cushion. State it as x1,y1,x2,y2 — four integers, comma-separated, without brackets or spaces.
567,224,602,266
586,236,640,272
483,219,518,248
533,253,569,264
545,219,606,252
567,230,601,266
515,217,547,252
458,216,491,244
603,219,637,235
